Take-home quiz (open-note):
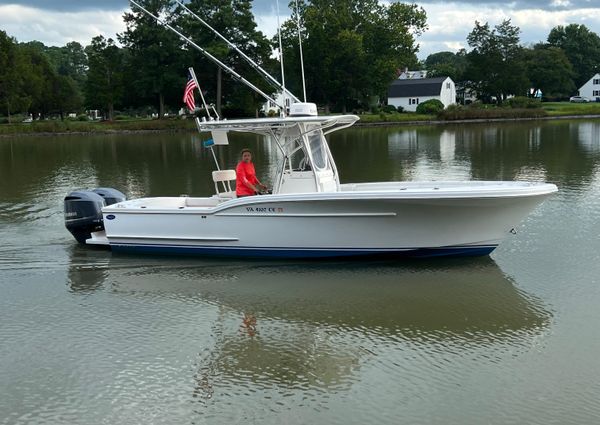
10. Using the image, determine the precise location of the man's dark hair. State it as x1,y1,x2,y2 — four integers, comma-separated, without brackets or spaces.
240,148,252,157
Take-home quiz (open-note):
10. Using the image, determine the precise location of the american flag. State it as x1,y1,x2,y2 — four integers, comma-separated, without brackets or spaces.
183,74,197,111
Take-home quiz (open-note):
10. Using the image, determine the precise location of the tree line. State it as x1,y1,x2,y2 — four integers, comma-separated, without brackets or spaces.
425,21,600,103
0,0,425,121
1,0,599,122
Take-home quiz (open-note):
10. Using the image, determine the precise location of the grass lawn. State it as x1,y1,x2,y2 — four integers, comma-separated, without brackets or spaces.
356,112,432,123
542,102,600,116
0,118,197,135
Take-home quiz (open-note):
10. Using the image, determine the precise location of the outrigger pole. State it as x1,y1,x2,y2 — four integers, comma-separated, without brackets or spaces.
294,0,307,102
129,0,283,109
276,0,287,117
173,0,300,104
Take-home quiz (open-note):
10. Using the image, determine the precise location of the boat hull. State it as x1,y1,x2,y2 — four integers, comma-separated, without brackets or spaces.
100,183,556,259
110,243,496,258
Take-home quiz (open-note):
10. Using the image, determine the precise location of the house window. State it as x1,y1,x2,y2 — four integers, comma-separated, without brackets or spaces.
594,79,600,85
409,98,419,105
594,90,600,96
446,82,451,89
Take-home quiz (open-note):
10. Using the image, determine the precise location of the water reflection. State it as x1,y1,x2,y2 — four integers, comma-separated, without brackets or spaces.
328,119,600,189
65,249,551,395
386,128,470,180
102,257,549,336
576,121,600,152
66,245,110,293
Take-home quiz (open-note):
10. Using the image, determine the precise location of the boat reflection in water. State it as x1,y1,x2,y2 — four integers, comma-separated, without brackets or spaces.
66,251,550,398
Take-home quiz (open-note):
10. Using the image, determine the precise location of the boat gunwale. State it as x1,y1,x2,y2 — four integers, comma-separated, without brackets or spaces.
102,182,558,215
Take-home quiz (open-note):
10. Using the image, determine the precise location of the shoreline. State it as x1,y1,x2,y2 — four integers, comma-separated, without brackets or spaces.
354,113,600,127
2,113,600,138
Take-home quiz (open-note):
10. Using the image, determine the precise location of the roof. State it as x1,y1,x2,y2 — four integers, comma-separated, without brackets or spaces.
388,77,449,98
579,73,600,90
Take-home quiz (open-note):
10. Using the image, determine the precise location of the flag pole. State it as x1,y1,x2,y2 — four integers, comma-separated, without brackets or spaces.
187,68,221,170
189,67,215,119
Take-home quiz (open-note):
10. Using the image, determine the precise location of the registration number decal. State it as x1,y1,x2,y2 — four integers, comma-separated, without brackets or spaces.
246,207,284,213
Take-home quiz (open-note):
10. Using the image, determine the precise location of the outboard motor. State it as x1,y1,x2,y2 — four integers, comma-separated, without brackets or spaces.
93,187,126,206
64,188,126,244
64,191,106,244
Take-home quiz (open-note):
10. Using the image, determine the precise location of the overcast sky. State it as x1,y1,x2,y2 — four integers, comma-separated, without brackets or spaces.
0,0,599,58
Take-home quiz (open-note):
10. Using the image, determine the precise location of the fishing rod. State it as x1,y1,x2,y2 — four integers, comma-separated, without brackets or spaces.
173,0,300,104
129,0,282,108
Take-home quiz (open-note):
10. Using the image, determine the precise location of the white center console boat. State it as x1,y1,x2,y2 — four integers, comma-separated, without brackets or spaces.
64,103,557,258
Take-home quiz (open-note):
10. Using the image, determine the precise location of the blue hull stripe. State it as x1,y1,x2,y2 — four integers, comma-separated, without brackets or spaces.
110,243,497,259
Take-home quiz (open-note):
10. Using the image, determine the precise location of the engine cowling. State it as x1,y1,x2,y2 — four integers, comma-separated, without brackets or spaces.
64,188,126,244
93,187,126,206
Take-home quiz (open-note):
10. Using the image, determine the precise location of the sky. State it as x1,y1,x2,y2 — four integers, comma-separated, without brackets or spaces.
0,0,599,59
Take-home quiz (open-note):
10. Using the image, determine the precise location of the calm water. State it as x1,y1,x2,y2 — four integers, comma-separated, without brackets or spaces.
1,120,600,424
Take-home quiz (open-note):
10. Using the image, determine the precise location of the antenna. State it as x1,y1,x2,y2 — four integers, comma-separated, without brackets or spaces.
129,0,282,108
173,0,300,104
276,0,287,117
295,0,307,102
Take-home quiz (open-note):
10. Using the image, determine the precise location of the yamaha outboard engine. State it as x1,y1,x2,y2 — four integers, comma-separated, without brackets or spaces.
92,188,126,206
64,188,126,244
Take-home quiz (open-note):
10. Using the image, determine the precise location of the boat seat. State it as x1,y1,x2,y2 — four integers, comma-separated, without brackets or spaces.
213,169,237,199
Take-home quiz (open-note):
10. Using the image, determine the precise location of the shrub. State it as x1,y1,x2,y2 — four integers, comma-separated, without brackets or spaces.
382,105,397,113
77,114,89,121
437,104,547,120
508,96,542,109
114,115,128,121
370,105,381,114
396,106,404,113
416,99,444,115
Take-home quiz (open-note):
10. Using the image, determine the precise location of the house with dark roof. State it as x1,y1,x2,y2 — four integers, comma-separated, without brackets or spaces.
388,76,456,112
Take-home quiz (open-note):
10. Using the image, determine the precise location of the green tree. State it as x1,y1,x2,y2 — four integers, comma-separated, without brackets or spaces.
547,24,600,88
178,0,274,117
523,44,575,98
120,0,185,118
17,44,58,118
85,36,124,120
45,42,87,82
0,31,25,122
53,75,83,119
424,50,467,82
280,0,426,112
465,20,529,103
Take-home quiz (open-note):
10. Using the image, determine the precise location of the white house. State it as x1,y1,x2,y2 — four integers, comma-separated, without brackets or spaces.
398,69,428,80
261,91,295,116
388,76,456,112
578,73,600,102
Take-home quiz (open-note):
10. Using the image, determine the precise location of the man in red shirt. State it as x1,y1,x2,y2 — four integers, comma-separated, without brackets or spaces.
236,148,267,197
